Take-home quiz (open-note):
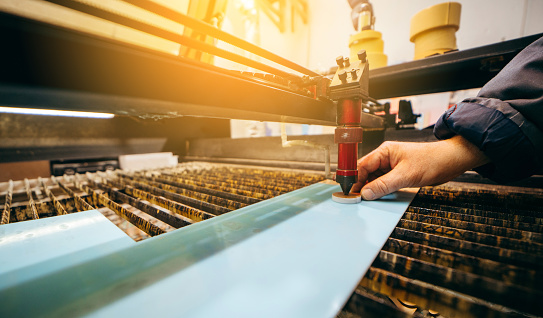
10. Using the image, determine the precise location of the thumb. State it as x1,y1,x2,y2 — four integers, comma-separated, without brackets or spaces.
360,168,407,200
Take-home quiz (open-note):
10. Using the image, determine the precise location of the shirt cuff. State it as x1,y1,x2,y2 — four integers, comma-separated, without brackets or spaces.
434,101,540,183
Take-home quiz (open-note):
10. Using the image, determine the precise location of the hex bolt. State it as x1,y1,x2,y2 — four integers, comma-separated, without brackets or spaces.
357,49,367,62
350,69,358,80
344,57,350,67
336,56,344,67
338,70,347,83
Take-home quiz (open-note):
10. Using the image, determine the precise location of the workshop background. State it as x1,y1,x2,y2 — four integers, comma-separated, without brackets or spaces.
219,0,543,137
1,0,543,181
1,1,543,317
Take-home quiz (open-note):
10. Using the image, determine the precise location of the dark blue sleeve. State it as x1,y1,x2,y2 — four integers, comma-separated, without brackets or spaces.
434,36,543,183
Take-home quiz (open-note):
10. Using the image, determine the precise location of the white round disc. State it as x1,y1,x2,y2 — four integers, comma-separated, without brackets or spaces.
332,192,362,204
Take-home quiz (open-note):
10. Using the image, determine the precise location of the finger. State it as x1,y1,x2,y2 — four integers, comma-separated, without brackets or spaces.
351,181,364,193
357,146,391,183
360,166,408,200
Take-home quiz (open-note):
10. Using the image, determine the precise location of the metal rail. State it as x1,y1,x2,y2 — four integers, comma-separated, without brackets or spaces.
0,12,335,125
121,0,320,77
43,0,304,80
369,33,543,99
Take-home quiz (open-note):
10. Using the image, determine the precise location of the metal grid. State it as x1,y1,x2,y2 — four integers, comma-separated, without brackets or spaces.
1,164,542,317
0,163,324,241
346,183,543,318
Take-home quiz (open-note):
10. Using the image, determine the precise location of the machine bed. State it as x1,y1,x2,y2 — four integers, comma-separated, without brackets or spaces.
1,163,541,317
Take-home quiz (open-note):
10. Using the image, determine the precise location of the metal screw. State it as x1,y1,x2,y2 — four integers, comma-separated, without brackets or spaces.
350,69,358,80
357,50,367,62
336,56,344,67
338,70,347,83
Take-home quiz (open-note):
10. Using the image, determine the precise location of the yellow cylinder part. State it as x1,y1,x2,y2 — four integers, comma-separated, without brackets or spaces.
410,2,461,60
349,30,388,69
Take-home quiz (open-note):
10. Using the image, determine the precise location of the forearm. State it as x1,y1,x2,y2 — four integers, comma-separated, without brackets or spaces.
353,136,490,200
427,135,490,185
434,36,543,183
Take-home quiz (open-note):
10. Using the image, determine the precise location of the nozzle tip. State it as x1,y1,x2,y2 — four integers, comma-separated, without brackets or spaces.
340,182,353,196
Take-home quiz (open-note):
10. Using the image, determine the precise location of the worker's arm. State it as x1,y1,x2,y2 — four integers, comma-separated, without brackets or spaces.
351,135,489,200
434,35,543,183
354,36,543,200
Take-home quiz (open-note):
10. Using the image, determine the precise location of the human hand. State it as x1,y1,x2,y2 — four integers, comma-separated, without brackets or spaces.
351,135,489,200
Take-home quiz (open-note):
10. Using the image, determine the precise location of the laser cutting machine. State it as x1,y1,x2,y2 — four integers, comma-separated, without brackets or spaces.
1,1,542,317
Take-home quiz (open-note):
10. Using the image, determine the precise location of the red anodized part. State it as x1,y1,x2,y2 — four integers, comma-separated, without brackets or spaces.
337,143,358,175
336,99,362,182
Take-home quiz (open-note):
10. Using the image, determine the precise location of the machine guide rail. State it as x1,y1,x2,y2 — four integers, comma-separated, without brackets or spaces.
0,11,335,126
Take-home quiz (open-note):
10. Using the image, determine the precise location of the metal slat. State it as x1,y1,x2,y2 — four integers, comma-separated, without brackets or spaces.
397,219,543,254
359,184,543,317
87,176,193,229
23,178,39,220
116,175,231,215
177,171,295,193
360,267,523,318
38,177,67,216
407,205,543,233
161,171,284,196
372,250,542,313
74,177,165,237
382,237,540,288
390,227,542,270
136,173,260,205
0,180,13,224
192,166,323,187
418,187,543,207
54,176,94,212
412,201,543,225
340,287,414,318
159,167,276,199
403,211,542,243
126,185,214,222
412,193,543,217
125,172,247,210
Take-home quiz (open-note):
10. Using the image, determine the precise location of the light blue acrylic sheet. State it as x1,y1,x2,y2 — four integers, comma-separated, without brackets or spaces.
0,210,135,290
0,183,416,318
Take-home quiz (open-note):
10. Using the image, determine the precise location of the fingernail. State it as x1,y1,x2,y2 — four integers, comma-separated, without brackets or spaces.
361,188,375,200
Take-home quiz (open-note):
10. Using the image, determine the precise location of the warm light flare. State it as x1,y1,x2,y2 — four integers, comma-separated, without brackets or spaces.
239,0,255,11
0,106,115,119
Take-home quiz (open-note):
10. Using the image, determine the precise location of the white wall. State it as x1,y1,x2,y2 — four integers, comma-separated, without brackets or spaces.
215,0,311,72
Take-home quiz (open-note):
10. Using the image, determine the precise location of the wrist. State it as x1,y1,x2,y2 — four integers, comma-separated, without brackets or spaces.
443,135,490,170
